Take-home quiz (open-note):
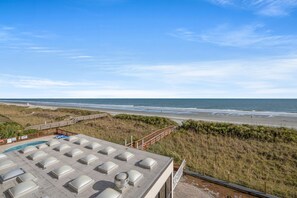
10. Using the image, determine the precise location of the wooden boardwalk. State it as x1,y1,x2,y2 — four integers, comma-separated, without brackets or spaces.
25,113,108,131
127,125,177,150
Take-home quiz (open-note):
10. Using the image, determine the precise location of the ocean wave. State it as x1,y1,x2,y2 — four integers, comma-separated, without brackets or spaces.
2,100,297,118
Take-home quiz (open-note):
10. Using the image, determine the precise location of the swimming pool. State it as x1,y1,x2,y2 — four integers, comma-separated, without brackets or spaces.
4,141,47,153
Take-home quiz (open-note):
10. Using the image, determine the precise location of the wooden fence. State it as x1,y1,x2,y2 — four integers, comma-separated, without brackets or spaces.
25,113,108,131
126,126,176,150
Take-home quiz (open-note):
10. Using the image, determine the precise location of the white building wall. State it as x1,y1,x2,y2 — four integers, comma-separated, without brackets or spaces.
144,161,174,198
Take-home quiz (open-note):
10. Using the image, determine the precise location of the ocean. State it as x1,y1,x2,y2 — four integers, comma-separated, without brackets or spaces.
1,99,297,117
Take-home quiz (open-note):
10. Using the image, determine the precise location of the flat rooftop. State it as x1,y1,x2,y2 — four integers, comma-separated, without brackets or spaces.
0,134,172,198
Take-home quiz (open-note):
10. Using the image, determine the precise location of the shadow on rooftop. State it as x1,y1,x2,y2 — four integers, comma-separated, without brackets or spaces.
89,180,114,198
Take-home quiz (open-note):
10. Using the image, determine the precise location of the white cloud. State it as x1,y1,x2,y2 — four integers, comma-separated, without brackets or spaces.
170,24,297,48
208,0,297,16
208,0,232,6
121,62,237,84
64,89,180,98
69,55,93,59
20,31,57,39
1,55,297,98
0,26,15,42
0,74,94,89
0,26,96,63
114,56,297,97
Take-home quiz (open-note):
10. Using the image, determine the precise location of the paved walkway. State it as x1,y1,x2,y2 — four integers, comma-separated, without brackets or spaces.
185,170,277,198
174,177,214,198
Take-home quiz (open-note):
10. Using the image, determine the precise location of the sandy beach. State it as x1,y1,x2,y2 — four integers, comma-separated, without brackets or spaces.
94,108,297,129
2,101,297,129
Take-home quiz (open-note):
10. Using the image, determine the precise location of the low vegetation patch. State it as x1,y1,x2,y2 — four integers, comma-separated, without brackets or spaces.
114,114,177,127
181,119,297,143
0,122,38,139
54,108,101,116
0,122,23,139
0,114,12,123
0,104,100,126
62,116,161,144
149,120,297,197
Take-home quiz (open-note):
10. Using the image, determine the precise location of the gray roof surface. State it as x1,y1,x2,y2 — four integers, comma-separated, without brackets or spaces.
0,134,172,198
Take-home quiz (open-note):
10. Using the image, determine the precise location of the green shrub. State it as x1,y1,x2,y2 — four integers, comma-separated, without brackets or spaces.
22,129,38,136
55,108,100,116
54,115,70,121
114,114,177,127
0,122,38,139
180,120,297,142
0,122,24,139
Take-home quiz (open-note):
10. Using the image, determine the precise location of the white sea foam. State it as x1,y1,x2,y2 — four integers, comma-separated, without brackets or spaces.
2,100,297,118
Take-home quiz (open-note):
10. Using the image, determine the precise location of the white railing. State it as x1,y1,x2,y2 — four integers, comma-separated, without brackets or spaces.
173,159,186,190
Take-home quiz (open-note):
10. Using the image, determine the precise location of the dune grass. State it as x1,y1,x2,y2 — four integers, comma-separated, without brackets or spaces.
0,114,11,123
0,105,165,144
0,104,98,127
149,121,297,198
181,119,297,143
62,115,161,144
114,114,178,127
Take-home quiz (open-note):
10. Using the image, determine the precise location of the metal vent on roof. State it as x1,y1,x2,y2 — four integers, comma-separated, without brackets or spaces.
51,165,74,179
28,151,48,161
116,152,134,162
99,146,116,155
68,175,94,193
38,157,59,169
66,148,83,158
79,154,98,165
85,142,101,150
46,139,60,147
66,136,78,142
127,170,143,186
36,143,48,149
0,160,16,171
17,172,38,183
139,158,157,170
97,161,118,174
74,138,89,145
96,188,122,198
8,180,39,198
114,172,129,190
54,144,71,152
20,146,37,154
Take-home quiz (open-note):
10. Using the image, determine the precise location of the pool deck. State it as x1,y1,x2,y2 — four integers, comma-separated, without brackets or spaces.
0,135,55,153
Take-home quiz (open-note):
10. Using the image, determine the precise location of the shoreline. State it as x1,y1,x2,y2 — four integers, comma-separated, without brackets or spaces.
96,108,297,129
1,102,297,129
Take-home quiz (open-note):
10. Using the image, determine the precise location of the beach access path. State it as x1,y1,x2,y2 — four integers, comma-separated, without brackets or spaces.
25,113,108,131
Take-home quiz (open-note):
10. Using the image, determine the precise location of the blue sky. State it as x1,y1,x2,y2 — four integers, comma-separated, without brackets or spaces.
1,0,297,98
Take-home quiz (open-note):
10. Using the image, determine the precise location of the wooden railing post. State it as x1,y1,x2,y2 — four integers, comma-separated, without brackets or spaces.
142,139,144,150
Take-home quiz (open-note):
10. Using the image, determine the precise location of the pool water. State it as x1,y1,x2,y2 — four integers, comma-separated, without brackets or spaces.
4,141,47,153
